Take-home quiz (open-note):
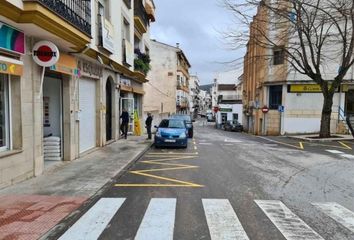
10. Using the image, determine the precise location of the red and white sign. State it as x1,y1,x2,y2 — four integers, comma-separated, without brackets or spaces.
261,106,269,113
32,41,60,67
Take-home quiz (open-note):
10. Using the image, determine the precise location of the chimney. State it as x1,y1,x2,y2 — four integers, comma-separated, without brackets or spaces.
176,43,180,48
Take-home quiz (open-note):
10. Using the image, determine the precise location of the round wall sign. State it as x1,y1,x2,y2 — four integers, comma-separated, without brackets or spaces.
32,41,60,67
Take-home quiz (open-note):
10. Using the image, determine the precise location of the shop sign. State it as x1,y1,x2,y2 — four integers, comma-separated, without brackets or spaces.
32,41,60,67
50,53,80,77
289,84,322,93
220,108,232,112
78,59,103,78
0,22,25,55
101,17,115,53
0,60,23,76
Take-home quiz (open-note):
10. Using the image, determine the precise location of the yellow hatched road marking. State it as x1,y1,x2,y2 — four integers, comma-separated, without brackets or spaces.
308,142,352,150
115,154,203,188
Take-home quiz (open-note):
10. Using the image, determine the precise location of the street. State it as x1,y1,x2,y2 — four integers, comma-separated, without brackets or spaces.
51,121,354,240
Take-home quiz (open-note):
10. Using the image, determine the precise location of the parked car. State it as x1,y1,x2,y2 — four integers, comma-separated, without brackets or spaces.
170,114,194,138
223,120,243,132
154,119,188,148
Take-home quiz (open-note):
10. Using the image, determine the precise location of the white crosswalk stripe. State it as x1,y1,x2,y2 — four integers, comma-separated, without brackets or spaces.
59,198,125,240
313,202,354,233
255,200,324,240
57,198,354,239
135,198,176,240
202,199,249,240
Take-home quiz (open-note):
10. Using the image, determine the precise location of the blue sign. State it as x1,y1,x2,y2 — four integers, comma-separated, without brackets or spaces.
278,105,284,112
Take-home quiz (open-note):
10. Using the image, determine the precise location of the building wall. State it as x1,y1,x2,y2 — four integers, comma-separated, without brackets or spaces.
144,41,177,117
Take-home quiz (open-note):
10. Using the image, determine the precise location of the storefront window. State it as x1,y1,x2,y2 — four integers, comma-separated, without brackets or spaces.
0,74,9,150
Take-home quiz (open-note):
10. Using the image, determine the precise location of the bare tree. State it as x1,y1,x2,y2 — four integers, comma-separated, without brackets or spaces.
223,0,354,137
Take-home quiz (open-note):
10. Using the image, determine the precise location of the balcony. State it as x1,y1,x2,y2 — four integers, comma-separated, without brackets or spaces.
26,0,91,36
134,0,149,34
145,0,155,22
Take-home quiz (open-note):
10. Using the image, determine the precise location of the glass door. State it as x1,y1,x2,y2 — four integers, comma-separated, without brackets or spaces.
121,98,134,134
0,74,9,151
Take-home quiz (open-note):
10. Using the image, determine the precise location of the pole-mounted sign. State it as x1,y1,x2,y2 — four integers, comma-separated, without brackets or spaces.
32,41,60,67
261,106,269,113
32,40,60,98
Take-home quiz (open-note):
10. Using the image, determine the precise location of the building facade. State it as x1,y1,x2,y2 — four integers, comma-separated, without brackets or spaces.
189,75,200,119
242,2,354,135
0,0,155,188
143,40,191,127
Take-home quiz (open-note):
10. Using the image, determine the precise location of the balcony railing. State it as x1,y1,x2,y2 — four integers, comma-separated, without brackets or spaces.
134,0,149,29
30,0,91,36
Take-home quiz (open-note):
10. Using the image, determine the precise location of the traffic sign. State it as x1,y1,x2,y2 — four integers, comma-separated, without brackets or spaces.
278,105,284,112
261,106,269,113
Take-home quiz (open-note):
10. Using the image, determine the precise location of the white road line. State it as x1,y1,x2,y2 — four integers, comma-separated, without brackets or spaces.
135,198,176,240
326,150,344,154
313,202,354,233
202,199,249,240
59,198,125,240
340,154,354,159
224,138,242,143
255,200,324,240
199,143,212,145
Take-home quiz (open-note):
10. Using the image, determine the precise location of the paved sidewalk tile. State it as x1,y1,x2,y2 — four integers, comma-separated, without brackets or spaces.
0,195,87,240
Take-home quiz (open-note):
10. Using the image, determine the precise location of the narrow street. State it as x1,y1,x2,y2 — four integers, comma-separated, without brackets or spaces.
47,120,354,240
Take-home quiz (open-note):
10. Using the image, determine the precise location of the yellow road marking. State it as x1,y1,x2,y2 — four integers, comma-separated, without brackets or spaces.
116,154,203,188
307,142,352,150
258,136,304,150
338,141,352,150
146,152,198,155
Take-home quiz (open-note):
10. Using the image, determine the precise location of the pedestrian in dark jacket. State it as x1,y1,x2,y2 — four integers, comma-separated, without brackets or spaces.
145,113,153,140
120,109,129,139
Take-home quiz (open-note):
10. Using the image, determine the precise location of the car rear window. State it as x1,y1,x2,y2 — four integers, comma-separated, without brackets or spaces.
170,115,191,121
159,119,186,128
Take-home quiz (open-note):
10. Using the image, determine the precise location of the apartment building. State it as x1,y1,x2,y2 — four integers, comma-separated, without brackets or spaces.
143,40,191,126
0,0,155,188
242,2,354,135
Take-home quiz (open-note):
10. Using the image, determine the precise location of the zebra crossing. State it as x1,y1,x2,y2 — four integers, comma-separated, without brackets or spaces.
59,198,354,240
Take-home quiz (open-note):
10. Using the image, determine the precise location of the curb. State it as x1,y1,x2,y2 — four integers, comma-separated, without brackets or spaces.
40,141,153,240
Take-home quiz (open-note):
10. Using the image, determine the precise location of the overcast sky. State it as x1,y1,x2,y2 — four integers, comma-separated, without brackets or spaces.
150,0,246,85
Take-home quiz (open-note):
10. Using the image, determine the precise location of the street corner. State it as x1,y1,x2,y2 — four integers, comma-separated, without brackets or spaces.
0,195,87,239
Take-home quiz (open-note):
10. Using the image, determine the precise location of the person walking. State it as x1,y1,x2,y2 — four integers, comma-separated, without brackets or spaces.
120,108,129,139
145,113,153,140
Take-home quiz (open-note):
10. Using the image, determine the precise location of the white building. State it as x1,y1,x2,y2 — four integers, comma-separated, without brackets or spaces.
214,70,243,128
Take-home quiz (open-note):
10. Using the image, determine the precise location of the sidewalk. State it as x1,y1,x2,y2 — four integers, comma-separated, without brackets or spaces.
0,136,152,240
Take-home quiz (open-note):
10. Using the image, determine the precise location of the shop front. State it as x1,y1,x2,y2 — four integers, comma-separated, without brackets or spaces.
77,59,103,153
119,77,144,136
32,41,80,162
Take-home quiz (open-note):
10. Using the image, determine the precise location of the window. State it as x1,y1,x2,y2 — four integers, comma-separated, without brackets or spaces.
123,18,130,42
269,85,282,109
0,74,9,151
273,47,285,65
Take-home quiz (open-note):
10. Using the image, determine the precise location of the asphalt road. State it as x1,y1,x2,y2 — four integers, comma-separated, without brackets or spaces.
53,121,354,240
